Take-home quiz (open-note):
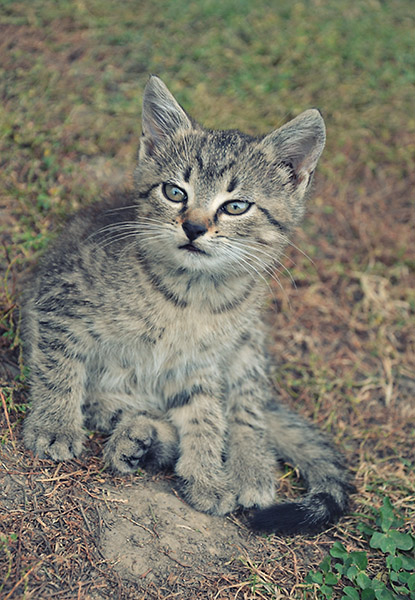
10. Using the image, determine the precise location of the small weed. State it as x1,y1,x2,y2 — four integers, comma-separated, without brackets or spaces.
305,497,415,599
239,556,282,599
0,533,17,595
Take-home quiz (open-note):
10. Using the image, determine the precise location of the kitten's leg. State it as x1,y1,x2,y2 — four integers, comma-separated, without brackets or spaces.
168,385,236,516
82,393,128,433
225,338,277,509
104,410,179,473
23,315,90,461
227,331,352,533
250,401,353,534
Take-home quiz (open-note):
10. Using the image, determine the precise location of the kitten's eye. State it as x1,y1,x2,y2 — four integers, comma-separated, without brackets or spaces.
221,200,252,216
162,183,187,203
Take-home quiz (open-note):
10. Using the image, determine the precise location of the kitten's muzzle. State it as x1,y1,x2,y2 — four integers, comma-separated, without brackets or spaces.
178,243,207,254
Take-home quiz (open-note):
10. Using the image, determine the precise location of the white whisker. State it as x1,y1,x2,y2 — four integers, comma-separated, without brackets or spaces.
89,219,174,246
219,238,292,307
220,242,274,298
229,238,297,288
104,205,138,213
244,254,291,308
96,231,168,251
283,237,316,269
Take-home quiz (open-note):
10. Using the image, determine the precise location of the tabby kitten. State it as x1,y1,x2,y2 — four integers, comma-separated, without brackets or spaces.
23,76,353,534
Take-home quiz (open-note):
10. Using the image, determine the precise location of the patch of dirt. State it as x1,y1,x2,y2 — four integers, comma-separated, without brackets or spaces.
1,427,289,599
99,477,263,588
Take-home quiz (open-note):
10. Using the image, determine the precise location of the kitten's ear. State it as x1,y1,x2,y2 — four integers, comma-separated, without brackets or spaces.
141,76,193,152
261,109,326,184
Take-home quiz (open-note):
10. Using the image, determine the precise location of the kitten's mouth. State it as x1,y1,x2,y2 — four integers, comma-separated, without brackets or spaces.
178,243,207,255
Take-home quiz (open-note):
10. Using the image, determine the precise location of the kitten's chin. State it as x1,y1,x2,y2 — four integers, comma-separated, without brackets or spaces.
175,247,213,271
139,240,242,276
175,251,247,279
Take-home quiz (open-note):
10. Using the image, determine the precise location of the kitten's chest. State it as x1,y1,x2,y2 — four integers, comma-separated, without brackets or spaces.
91,304,234,401
90,265,256,403
141,305,235,373
112,302,221,353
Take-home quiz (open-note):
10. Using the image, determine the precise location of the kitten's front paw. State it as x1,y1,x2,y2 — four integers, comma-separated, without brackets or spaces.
176,456,236,515
180,477,237,516
104,435,153,473
105,415,178,474
105,428,154,474
24,423,85,461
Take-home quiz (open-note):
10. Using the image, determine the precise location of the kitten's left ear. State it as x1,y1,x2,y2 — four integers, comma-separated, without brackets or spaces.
261,109,326,185
141,76,193,153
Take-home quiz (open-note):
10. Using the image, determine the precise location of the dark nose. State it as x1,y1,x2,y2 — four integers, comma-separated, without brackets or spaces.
182,220,207,242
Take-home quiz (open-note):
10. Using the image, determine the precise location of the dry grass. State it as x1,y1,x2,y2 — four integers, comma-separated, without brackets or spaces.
1,1,414,598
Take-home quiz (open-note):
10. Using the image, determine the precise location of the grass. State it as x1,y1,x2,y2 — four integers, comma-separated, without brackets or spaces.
1,0,414,598
305,498,415,599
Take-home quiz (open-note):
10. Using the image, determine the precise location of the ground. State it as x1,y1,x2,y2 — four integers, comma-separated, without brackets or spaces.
1,1,414,599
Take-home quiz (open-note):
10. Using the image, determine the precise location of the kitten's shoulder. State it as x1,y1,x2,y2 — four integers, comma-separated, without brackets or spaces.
64,190,138,242
23,190,137,291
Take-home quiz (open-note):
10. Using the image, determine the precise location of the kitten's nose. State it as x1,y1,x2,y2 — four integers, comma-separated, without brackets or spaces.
182,220,207,242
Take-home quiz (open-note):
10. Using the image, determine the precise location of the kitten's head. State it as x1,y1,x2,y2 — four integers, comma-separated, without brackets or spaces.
133,76,325,277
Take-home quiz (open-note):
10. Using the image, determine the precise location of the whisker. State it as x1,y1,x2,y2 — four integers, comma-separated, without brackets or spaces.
136,216,171,224
246,255,291,308
217,245,260,285
104,205,138,213
89,220,173,243
96,233,140,251
88,222,140,241
229,239,297,288
221,242,274,297
92,221,165,234
237,256,275,298
281,236,316,269
221,239,292,307
96,231,168,251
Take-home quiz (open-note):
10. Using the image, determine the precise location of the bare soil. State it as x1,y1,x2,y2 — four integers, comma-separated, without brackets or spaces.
0,428,330,599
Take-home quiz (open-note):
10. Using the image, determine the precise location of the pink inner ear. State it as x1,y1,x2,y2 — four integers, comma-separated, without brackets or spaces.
142,111,168,150
297,156,316,183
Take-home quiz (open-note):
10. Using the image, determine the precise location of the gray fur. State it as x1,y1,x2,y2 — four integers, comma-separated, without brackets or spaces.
22,76,351,533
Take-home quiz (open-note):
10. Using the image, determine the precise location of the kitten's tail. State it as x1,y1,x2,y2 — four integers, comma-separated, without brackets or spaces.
250,403,354,535
250,482,354,535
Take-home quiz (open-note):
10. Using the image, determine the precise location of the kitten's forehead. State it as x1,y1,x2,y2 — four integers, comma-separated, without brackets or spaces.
180,129,259,197
193,130,254,172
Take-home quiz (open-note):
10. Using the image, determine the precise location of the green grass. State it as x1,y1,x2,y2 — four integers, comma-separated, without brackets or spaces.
305,498,415,600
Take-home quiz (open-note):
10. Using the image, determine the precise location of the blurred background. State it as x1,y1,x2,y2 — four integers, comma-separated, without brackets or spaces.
0,0,414,598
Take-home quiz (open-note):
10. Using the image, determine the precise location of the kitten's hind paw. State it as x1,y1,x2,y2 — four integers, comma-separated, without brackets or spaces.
24,424,85,461
236,477,275,510
226,451,276,509
176,457,237,515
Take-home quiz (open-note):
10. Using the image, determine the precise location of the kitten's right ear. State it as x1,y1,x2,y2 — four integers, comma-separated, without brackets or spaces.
261,109,326,186
141,76,193,153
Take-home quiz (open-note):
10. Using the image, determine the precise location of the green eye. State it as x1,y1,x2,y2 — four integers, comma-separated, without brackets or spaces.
162,183,187,203
221,200,252,215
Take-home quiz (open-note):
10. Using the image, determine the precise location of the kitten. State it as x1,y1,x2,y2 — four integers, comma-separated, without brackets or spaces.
22,76,353,535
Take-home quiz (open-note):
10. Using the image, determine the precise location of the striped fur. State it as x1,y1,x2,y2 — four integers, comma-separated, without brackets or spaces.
22,76,352,534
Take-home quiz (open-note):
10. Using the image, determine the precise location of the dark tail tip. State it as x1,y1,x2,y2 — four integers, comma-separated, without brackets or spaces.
250,492,348,536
